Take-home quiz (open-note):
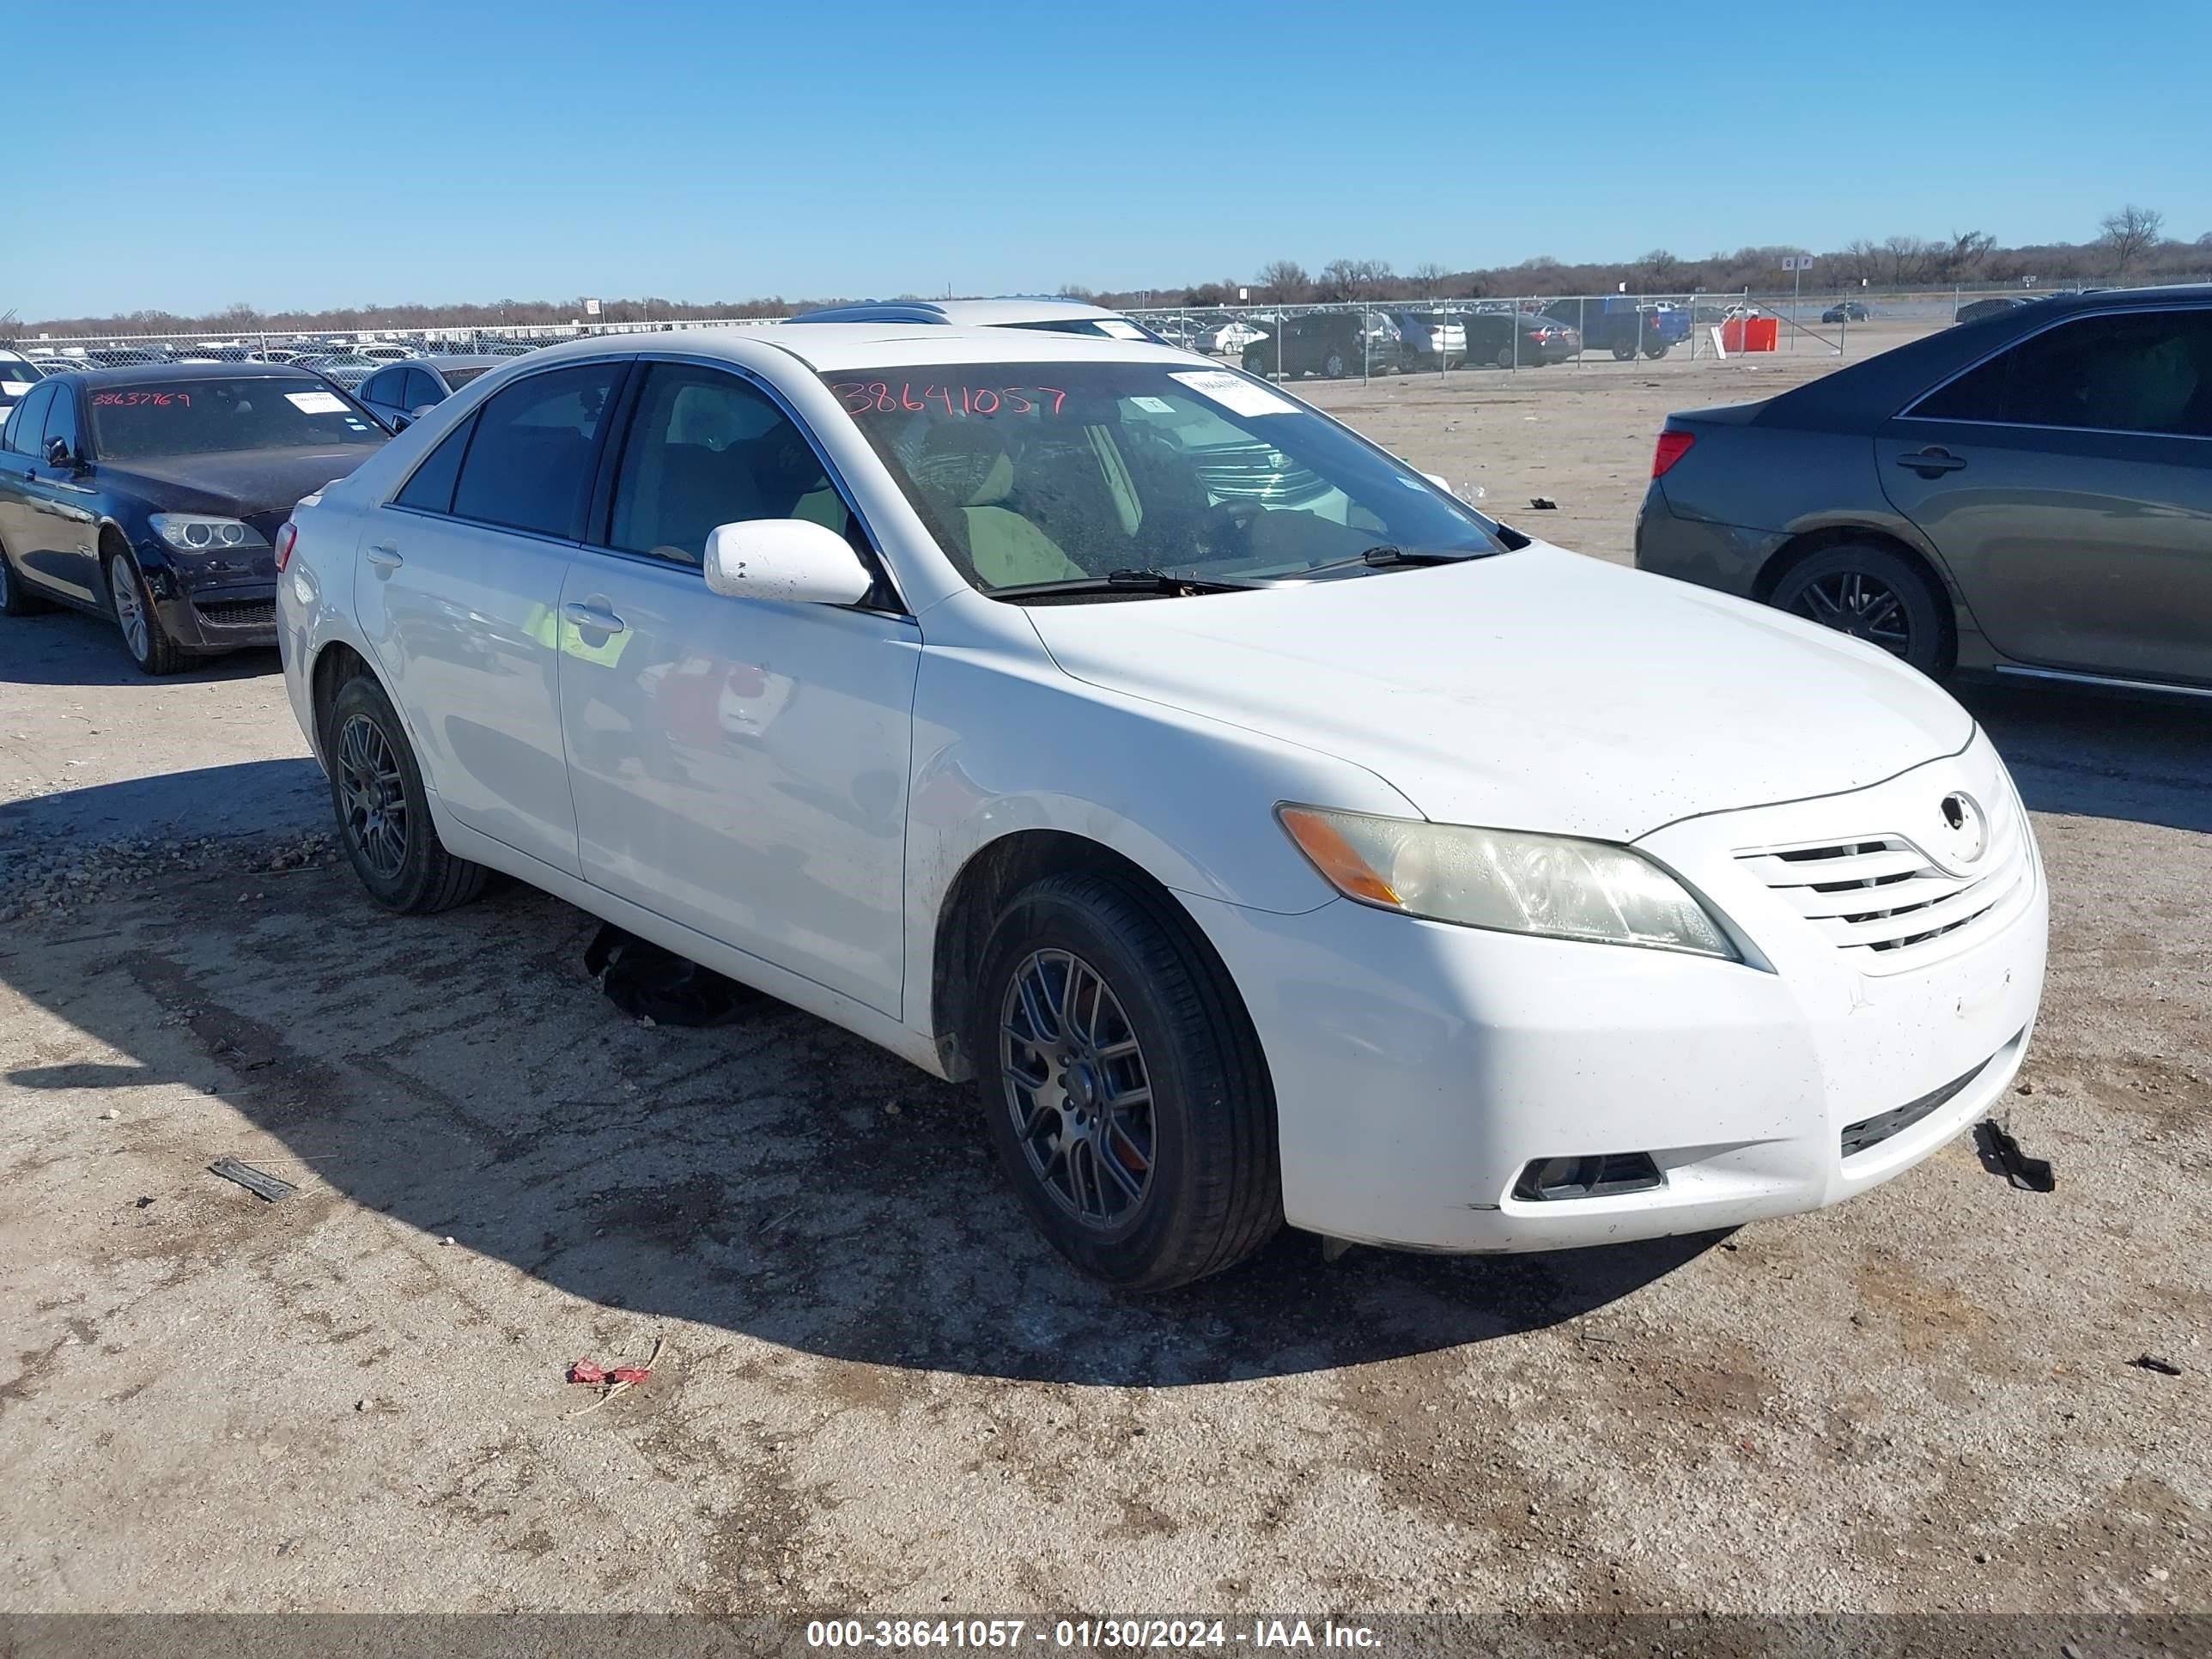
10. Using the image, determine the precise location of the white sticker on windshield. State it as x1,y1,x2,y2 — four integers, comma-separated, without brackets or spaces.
285,391,348,415
1128,395,1176,415
1170,369,1297,418
1,381,30,398
1097,319,1146,340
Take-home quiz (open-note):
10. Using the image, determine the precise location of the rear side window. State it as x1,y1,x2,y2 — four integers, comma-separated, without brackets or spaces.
404,368,442,408
7,384,53,453
1913,309,2212,435
394,412,476,514
449,362,620,538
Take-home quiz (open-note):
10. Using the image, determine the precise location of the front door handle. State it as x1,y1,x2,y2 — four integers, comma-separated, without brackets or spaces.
365,544,404,569
562,601,625,635
1896,447,1967,476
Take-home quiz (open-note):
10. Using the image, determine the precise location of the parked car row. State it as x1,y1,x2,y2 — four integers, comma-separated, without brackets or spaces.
1232,307,1587,378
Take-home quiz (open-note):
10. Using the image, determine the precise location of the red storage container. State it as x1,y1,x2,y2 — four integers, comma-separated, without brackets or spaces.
1746,318,1779,351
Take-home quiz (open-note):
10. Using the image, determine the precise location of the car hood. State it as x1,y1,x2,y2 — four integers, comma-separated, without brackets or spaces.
1023,544,1974,842
100,447,381,520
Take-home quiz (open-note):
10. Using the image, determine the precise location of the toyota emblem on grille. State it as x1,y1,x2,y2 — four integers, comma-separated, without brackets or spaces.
1935,792,1989,871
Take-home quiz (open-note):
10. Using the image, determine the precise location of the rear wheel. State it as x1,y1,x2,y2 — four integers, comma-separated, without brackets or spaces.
1611,342,1637,361
0,540,49,617
1644,341,1671,359
1769,543,1952,679
972,872,1280,1291
327,673,489,913
1322,349,1348,380
105,546,185,676
1495,344,1515,369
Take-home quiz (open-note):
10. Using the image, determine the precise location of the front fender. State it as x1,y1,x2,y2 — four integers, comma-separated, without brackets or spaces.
900,631,1422,1047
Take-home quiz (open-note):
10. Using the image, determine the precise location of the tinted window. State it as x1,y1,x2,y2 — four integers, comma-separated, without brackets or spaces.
607,363,851,565
404,368,442,408
7,384,53,454
394,412,476,514
2004,310,2212,435
359,369,398,407
43,384,80,459
1911,349,2013,422
442,364,493,390
449,362,619,538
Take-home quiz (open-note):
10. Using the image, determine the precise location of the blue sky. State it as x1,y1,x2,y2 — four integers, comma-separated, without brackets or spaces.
15,0,2209,320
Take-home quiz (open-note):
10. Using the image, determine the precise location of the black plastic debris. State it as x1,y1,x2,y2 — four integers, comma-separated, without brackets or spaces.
584,923,760,1027
207,1158,295,1202
1528,496,1559,510
2128,1354,2183,1376
1974,1119,2056,1192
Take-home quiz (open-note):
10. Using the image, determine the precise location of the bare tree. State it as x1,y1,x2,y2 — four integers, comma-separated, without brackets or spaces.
1839,239,1882,288
2100,204,2165,276
1056,283,1097,301
1316,259,1395,302
1639,248,1680,288
1408,261,1448,298
1253,259,1310,302
1883,234,1936,285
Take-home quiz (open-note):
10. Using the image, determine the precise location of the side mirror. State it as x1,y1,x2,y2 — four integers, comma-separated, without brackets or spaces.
389,413,410,433
46,436,73,469
703,518,872,606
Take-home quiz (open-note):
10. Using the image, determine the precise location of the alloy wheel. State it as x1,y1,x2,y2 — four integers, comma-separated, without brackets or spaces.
108,557,150,663
336,713,410,880
999,948,1156,1230
1790,570,1912,657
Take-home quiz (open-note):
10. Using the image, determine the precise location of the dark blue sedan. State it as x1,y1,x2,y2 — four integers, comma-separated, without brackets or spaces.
0,364,386,672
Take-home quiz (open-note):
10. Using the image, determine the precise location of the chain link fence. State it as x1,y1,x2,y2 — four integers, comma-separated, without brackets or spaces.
7,281,2186,388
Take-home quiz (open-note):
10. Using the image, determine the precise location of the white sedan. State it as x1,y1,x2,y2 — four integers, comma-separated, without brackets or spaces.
276,326,2046,1290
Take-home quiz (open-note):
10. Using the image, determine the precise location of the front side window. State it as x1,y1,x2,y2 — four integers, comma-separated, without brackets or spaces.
43,383,80,459
449,362,620,538
7,384,54,454
607,362,852,565
85,378,383,461
827,362,1503,597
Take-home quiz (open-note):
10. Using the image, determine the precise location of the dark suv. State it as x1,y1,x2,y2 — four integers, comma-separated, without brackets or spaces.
1243,312,1403,379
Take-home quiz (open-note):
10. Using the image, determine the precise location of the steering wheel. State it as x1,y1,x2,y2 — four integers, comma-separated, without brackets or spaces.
1196,498,1265,560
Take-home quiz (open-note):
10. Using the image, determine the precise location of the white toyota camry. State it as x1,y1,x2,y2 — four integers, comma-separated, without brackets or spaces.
276,325,2046,1290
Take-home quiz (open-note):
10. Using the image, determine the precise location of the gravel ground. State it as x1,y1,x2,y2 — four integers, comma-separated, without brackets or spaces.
1,342,2206,1625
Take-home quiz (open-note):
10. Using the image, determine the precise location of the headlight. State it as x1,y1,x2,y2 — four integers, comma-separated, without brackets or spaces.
1278,805,1737,960
148,514,269,554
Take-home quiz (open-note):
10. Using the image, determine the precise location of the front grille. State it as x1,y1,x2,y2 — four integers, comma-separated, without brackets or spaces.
195,598,276,631
1734,793,2030,971
1839,1051,1996,1159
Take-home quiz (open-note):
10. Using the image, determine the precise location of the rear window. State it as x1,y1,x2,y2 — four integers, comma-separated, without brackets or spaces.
88,379,384,460
441,365,494,388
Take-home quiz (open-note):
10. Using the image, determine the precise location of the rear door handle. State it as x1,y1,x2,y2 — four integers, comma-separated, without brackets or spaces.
1896,447,1967,476
366,543,404,568
562,601,625,635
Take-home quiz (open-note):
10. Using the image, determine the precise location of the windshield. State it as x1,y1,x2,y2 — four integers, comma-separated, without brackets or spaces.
827,361,1503,597
88,379,385,461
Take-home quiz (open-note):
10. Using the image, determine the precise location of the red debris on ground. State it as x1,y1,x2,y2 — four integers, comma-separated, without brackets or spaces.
567,1360,606,1385
609,1367,650,1385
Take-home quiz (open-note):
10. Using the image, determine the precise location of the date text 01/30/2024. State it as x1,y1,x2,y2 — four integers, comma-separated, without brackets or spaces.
804,1620,1381,1650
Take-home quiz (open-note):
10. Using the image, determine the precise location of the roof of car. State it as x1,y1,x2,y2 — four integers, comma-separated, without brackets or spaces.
46,362,328,385
788,297,1137,328
500,322,1190,376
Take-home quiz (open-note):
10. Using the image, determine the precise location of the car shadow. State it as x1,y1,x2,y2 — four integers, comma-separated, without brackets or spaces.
0,605,280,688
0,757,325,848
3,678,2202,1386
1957,679,2212,836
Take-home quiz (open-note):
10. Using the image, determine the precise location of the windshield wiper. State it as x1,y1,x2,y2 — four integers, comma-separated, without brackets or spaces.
994,568,1259,600
1297,544,1493,576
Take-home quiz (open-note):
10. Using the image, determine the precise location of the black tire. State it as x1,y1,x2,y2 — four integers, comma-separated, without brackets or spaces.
1767,543,1953,679
326,673,489,914
1644,342,1671,359
1495,344,1515,369
0,540,49,617
1611,343,1636,361
104,545,185,676
972,872,1280,1291
1322,349,1348,380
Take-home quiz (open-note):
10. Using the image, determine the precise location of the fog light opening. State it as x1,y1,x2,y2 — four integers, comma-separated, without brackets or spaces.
1513,1152,1664,1202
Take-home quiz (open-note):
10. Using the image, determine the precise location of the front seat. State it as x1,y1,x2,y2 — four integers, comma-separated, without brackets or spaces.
910,424,1086,589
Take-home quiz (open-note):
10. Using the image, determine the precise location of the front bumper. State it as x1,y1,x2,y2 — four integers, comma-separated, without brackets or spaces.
1190,734,2046,1253
136,538,279,653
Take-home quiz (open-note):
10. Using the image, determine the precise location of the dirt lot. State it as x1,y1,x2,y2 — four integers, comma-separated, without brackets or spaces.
3,340,2208,1625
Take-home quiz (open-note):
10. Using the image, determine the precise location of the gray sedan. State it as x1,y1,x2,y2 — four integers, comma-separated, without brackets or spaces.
352,356,509,432
1634,285,2212,696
